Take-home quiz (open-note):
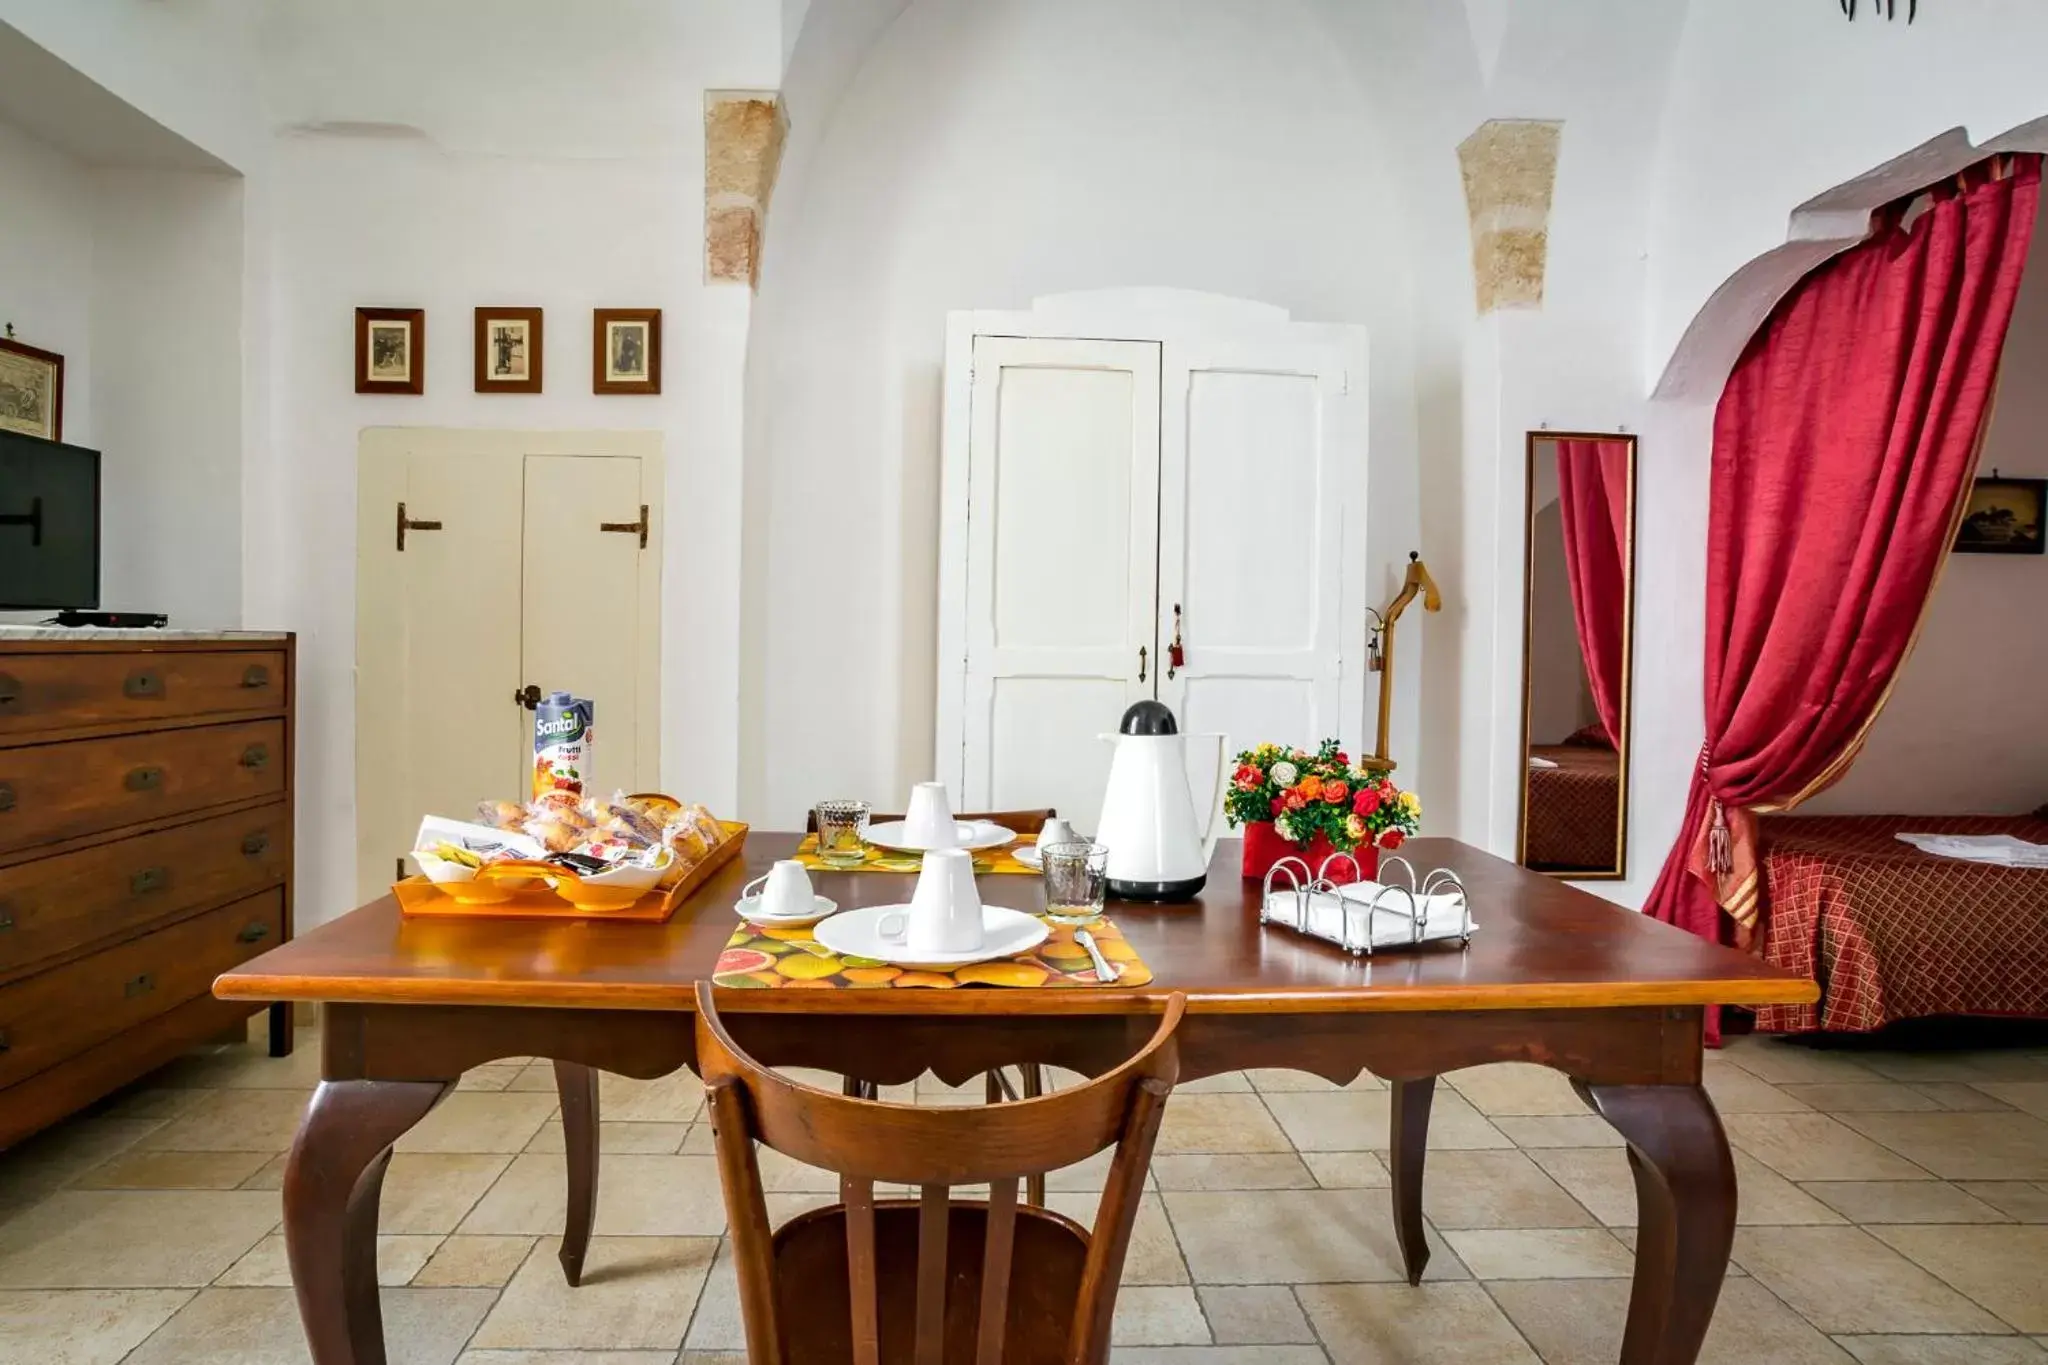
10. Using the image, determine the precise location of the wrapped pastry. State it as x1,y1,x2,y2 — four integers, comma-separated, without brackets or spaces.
524,811,587,854
476,799,528,831
622,792,681,823
682,804,724,846
587,792,664,846
664,818,711,866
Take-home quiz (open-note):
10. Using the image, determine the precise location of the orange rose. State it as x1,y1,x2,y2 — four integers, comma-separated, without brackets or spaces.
1298,774,1323,800
1323,780,1349,804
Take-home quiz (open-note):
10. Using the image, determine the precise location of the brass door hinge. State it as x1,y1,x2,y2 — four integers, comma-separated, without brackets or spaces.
600,504,649,549
397,502,443,551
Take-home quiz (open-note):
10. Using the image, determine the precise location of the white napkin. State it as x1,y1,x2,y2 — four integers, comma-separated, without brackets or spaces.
1527,755,1559,770
1894,832,2048,868
1272,882,1474,950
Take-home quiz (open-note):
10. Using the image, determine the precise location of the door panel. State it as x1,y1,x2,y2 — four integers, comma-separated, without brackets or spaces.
961,337,1161,826
520,455,649,796
1158,342,1353,831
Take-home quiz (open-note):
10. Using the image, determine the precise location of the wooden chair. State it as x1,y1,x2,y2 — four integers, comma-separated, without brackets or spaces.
696,981,1182,1365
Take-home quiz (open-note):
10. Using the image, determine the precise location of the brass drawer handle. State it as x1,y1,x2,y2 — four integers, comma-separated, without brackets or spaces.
0,673,21,713
237,922,271,944
125,766,165,792
242,831,270,856
0,904,14,932
0,780,14,812
130,866,170,895
242,664,271,689
239,744,269,771
0,1028,10,1053
123,972,156,998
123,669,164,699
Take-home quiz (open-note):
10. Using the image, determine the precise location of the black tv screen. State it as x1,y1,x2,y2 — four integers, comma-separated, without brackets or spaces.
0,432,101,610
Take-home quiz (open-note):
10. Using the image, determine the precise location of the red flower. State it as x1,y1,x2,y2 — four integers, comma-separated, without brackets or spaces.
1379,829,1406,850
1322,780,1349,804
1352,787,1381,816
1269,796,1286,817
1233,764,1264,791
1283,789,1308,811
1334,751,1349,766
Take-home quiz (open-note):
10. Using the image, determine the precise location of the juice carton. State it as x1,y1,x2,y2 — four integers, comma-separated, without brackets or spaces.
533,692,594,805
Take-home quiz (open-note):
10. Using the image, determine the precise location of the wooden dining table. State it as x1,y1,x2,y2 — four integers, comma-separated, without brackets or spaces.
214,834,1814,1365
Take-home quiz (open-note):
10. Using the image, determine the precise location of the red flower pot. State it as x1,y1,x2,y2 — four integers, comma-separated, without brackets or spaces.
1240,822,1380,884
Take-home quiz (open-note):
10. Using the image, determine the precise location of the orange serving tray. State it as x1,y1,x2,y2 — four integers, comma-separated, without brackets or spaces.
396,821,748,923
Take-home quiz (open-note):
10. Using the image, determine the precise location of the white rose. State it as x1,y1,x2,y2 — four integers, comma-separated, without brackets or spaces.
1270,760,1299,788
1274,814,1297,842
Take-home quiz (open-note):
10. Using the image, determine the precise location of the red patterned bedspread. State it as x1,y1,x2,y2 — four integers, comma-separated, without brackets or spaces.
1755,814,2048,1033
1524,745,1620,871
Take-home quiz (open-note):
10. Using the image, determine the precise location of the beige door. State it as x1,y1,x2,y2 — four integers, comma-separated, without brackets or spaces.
356,430,662,902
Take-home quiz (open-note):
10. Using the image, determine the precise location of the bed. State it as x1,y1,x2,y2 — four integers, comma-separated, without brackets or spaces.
1753,812,2048,1034
1524,733,1621,872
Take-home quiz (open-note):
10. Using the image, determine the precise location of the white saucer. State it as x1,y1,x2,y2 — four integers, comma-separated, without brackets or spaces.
736,893,838,929
862,820,1017,853
1012,843,1043,869
812,904,1048,969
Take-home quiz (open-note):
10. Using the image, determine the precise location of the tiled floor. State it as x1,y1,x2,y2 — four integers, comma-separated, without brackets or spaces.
4,1026,2048,1363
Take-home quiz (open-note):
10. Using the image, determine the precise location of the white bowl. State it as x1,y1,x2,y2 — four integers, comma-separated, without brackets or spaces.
550,845,673,893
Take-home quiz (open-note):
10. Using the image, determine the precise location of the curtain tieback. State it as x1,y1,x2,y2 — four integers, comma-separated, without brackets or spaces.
1706,799,1734,874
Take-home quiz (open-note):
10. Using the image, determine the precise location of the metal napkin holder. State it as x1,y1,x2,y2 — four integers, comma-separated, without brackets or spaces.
1258,853,1472,958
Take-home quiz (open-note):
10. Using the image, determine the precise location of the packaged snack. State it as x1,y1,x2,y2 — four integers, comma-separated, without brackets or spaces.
532,692,595,804
524,811,588,854
588,792,664,846
476,799,528,831
622,792,681,823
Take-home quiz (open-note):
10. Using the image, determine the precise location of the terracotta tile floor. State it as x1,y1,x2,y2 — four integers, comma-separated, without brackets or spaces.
3,1026,2047,1363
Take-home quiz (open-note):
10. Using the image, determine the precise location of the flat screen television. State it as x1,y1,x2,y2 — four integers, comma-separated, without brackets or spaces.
0,431,101,611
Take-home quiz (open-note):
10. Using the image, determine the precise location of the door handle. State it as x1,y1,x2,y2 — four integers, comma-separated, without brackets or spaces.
125,766,165,792
514,683,542,711
237,921,271,944
599,504,650,549
1138,645,1148,684
130,866,170,895
396,501,443,552
123,669,164,699
1167,603,1185,680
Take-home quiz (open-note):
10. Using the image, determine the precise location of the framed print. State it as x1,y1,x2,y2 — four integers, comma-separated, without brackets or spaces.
0,335,65,440
474,306,544,394
1954,475,2045,555
593,308,662,395
355,307,425,395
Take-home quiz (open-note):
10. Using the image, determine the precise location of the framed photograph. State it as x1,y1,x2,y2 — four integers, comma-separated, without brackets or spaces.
474,307,543,394
354,307,425,395
593,308,662,395
0,335,65,441
1955,475,2045,555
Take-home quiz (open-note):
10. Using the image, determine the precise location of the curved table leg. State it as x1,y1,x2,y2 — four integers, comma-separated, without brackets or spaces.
284,1079,453,1365
1388,1077,1435,1286
1576,1082,1736,1365
554,1061,601,1287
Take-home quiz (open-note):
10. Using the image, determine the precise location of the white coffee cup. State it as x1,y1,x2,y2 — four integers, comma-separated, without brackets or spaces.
880,848,985,954
741,859,815,919
1037,817,1078,852
902,781,959,848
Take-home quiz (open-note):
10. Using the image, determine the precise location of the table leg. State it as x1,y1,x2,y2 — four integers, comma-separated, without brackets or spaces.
284,1079,454,1365
1388,1076,1435,1286
1577,1082,1736,1365
554,1061,601,1287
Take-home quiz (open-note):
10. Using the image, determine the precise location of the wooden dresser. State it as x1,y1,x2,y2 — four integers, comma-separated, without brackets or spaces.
0,630,295,1150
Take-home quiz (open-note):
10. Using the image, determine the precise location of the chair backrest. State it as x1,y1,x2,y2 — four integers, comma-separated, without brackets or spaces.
803,808,1060,836
695,981,1182,1365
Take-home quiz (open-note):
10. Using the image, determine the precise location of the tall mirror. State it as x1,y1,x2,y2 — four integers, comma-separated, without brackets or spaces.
1518,433,1636,879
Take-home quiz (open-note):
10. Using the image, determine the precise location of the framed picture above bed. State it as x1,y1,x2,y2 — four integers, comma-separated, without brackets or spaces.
1517,432,1638,880
1954,474,2044,555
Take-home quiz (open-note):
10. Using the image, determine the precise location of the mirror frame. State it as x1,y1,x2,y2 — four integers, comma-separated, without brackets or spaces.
1515,431,1638,881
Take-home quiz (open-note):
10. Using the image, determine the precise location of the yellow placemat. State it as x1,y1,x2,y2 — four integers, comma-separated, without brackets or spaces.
793,832,1041,875
711,916,1153,990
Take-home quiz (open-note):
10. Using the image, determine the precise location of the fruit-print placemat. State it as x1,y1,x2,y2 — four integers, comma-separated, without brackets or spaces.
791,833,1040,875
711,915,1154,990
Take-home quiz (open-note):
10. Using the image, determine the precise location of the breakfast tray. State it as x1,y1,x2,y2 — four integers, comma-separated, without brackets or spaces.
1258,853,1473,957
396,821,748,922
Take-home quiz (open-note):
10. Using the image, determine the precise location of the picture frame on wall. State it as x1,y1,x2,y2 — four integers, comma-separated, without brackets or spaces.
0,335,65,441
592,308,661,395
1954,475,2045,555
474,307,543,394
354,307,426,395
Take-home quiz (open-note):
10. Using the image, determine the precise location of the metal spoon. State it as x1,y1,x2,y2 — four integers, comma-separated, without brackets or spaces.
1074,928,1119,983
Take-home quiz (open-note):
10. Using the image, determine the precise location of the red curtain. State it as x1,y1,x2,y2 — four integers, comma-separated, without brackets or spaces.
1555,439,1632,746
1645,157,2041,1042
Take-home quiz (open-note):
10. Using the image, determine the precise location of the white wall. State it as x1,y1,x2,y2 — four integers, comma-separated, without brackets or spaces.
1806,206,2048,817
0,117,93,448
743,0,1423,827
254,2,780,925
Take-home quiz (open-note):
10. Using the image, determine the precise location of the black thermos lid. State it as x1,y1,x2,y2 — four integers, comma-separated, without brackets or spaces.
1117,699,1179,736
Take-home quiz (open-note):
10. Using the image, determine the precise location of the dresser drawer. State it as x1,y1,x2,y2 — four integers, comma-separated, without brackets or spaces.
0,804,290,981
0,719,286,856
0,650,285,739
0,887,283,1090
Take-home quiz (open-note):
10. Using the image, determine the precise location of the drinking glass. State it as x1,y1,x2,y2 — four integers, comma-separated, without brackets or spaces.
813,800,872,867
1041,841,1109,924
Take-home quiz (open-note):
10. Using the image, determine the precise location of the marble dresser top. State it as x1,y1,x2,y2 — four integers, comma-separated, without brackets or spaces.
0,625,290,643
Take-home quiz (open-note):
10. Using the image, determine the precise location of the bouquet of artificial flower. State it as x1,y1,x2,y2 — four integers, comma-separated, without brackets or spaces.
1224,739,1419,855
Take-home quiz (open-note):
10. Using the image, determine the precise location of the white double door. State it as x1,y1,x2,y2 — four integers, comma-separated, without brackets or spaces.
354,429,662,902
940,306,1367,834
